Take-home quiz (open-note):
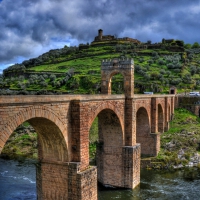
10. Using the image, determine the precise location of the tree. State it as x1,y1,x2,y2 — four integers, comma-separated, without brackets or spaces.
183,73,192,84
49,74,56,82
184,43,192,49
150,72,159,80
26,81,30,87
158,59,165,65
134,65,142,72
144,73,150,81
192,42,199,49
148,60,154,65
190,65,197,76
160,69,166,75
40,81,47,88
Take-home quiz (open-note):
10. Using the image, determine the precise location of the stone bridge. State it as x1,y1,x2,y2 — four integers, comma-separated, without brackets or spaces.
0,58,175,200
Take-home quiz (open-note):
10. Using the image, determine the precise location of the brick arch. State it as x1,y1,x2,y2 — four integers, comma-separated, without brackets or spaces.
168,103,171,121
107,70,126,80
96,109,124,187
136,107,151,155
88,102,124,134
107,70,125,94
158,103,164,133
135,105,151,125
106,69,126,79
0,106,69,162
101,58,134,97
136,107,150,136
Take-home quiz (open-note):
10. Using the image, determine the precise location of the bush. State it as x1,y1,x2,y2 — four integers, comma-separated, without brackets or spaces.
49,74,56,82
139,58,144,63
182,74,192,84
144,73,150,81
152,51,158,57
160,69,166,74
170,78,182,85
158,59,165,65
190,65,197,75
148,60,154,65
150,72,159,80
134,65,142,72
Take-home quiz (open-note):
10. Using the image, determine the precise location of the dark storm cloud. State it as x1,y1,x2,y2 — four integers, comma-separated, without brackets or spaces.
0,0,200,69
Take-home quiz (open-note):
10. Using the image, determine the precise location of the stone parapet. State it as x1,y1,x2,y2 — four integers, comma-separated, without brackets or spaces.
101,58,134,70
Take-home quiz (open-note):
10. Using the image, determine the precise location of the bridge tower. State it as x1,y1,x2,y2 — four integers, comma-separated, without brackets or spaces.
100,58,140,189
101,58,134,97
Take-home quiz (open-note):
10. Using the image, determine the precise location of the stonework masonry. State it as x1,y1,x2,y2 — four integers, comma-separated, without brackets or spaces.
177,96,200,117
0,94,174,199
0,58,175,199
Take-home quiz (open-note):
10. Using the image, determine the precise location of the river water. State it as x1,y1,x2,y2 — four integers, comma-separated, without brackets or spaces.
0,158,200,200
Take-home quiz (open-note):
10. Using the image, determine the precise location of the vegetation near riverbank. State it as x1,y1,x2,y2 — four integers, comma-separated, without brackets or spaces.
1,108,200,170
146,108,200,169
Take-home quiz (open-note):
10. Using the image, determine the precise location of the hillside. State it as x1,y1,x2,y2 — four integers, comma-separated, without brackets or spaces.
1,35,200,94
145,108,200,169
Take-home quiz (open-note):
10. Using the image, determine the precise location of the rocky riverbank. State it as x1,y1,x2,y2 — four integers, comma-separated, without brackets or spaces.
142,108,200,170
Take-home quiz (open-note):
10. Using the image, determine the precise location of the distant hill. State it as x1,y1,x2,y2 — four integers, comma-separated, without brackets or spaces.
1,30,200,95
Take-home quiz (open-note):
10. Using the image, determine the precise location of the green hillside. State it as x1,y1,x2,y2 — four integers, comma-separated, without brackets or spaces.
1,39,200,94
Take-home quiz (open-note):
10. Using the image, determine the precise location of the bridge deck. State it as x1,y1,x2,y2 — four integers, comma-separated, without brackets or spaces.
0,94,175,104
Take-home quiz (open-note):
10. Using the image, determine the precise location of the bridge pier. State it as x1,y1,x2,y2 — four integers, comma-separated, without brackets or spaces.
36,160,97,200
123,145,140,188
97,144,140,189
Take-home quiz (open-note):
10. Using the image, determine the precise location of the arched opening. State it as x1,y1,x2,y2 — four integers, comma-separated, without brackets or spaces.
158,104,164,133
0,116,68,199
168,104,171,121
110,73,124,94
1,122,37,160
89,117,98,165
28,117,68,162
136,107,151,156
170,89,175,94
89,109,124,187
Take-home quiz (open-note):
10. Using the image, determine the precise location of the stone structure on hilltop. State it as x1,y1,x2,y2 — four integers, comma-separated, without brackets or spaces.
91,29,141,46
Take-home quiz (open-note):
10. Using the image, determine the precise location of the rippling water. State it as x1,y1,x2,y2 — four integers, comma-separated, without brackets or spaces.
1,158,200,200
0,158,36,200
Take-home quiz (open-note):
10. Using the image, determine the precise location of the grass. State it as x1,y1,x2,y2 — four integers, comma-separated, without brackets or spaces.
151,108,200,168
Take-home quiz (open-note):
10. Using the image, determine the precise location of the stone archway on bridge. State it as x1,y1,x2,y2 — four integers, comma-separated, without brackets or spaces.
168,103,171,121
90,108,124,188
0,106,72,199
0,106,69,162
136,107,154,156
158,104,164,133
101,58,134,97
109,71,125,94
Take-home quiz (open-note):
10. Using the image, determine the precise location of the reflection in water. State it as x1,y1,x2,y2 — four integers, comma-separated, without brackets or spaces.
0,158,200,200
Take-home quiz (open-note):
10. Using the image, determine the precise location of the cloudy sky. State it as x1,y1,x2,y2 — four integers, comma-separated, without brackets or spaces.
0,0,200,73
